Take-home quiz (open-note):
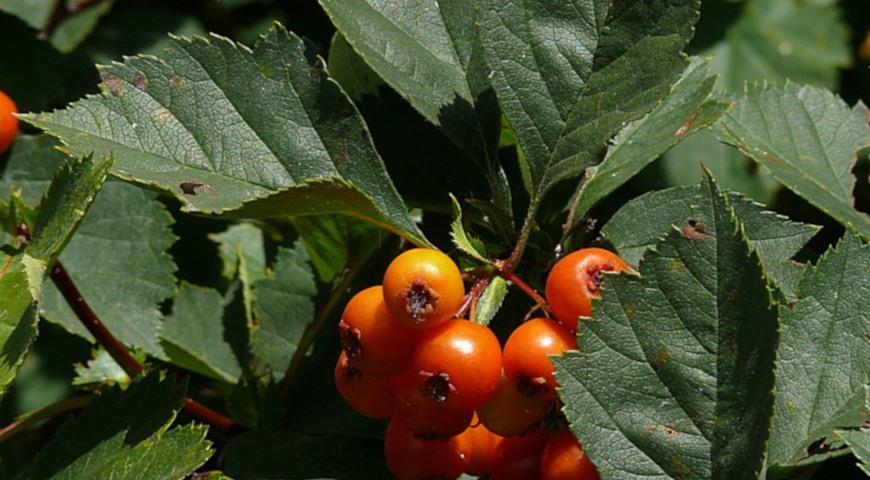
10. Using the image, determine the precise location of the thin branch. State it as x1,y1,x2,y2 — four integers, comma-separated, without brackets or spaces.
496,264,548,310
455,276,490,320
0,396,92,443
17,224,237,433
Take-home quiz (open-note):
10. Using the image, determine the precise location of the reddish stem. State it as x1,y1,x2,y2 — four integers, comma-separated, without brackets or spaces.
456,276,490,320
18,224,236,433
496,266,548,309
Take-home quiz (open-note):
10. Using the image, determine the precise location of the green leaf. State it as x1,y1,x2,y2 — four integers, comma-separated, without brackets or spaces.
0,254,42,400
708,0,850,93
29,374,213,480
319,0,500,170
49,0,115,53
292,214,384,283
39,181,177,357
0,135,68,206
449,194,489,264
0,0,55,29
479,0,699,211
567,57,730,224
474,276,507,326
603,182,819,300
209,223,267,324
73,349,131,388
222,431,390,479
767,233,870,466
22,24,428,247
554,174,777,480
27,155,112,264
836,428,870,476
718,83,870,239
251,243,316,380
160,283,242,384
327,32,383,102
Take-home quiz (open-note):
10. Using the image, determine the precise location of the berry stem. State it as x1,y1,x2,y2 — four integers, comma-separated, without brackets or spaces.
17,224,237,433
496,265,548,310
456,276,490,320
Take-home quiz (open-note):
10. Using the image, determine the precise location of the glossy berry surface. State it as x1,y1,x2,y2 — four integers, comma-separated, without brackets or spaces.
490,429,552,480
540,431,600,480
333,352,399,419
0,90,18,155
546,248,630,331
502,318,576,400
394,373,474,438
382,248,464,328
338,285,419,376
465,415,503,476
478,371,553,436
384,418,471,480
410,319,502,412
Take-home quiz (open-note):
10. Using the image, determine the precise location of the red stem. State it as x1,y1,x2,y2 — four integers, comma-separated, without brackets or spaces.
18,224,236,432
456,276,490,320
497,266,548,309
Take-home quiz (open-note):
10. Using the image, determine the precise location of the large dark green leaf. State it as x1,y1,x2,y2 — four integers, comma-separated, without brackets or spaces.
567,57,730,225
480,0,699,216
835,427,870,476
319,0,501,174
603,181,819,300
28,374,213,480
554,174,777,479
718,83,870,239
22,24,428,246
767,233,870,466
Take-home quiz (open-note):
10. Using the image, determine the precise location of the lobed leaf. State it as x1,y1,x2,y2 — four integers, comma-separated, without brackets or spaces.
554,174,777,480
22,24,428,246
767,233,870,466
717,83,870,239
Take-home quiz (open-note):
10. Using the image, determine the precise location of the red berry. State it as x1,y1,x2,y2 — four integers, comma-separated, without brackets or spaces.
385,418,471,480
333,352,399,419
383,248,464,328
394,372,474,438
0,90,19,155
490,429,552,480
540,431,600,480
546,248,630,331
478,371,553,436
339,286,419,376
502,318,576,400
465,414,503,476
409,319,502,412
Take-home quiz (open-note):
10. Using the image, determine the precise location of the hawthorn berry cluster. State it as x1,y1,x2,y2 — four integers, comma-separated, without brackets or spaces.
334,247,629,479
0,90,19,155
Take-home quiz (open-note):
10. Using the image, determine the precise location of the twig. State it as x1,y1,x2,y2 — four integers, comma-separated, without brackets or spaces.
0,396,92,443
17,224,237,433
455,276,490,320
496,263,548,309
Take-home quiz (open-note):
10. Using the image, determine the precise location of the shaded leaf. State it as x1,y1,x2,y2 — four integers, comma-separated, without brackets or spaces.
292,215,384,283
161,283,242,384
0,254,42,400
835,428,870,476
0,135,68,206
480,0,699,211
72,349,130,388
568,57,730,225
222,430,389,479
555,174,777,479
449,194,488,264
251,243,316,380
767,233,870,466
327,32,382,102
209,223,266,324
50,0,115,53
474,276,507,326
718,83,870,239
22,24,428,246
29,374,213,480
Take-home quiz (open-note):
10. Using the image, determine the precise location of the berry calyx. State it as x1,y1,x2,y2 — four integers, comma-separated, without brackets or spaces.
383,248,464,328
409,319,502,412
338,285,419,376
545,248,630,331
0,90,19,155
502,318,576,400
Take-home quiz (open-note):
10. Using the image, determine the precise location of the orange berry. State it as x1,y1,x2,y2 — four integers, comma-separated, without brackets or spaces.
383,248,464,328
